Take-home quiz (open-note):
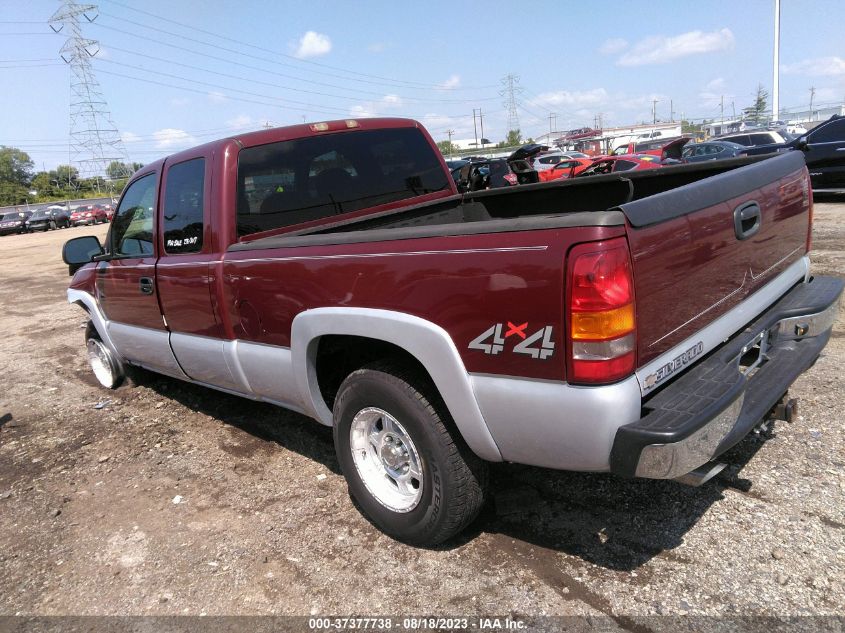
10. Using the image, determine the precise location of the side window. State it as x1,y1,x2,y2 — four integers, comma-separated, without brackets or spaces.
749,133,771,145
110,173,157,257
613,160,638,172
163,158,205,254
809,119,845,143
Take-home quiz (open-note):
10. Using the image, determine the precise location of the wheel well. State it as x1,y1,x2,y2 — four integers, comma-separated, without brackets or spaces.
314,335,435,412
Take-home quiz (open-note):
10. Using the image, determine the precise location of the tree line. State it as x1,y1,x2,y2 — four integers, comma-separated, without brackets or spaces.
0,146,142,206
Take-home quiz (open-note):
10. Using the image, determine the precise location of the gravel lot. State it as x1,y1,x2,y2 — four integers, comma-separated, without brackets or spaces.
0,201,843,625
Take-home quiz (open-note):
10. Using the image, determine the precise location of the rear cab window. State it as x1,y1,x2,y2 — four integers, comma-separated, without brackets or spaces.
236,127,450,238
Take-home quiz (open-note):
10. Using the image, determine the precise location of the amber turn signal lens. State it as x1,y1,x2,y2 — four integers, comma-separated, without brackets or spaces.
570,303,635,340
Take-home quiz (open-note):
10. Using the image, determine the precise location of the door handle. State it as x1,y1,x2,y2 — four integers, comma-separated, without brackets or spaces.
734,201,761,241
139,277,154,295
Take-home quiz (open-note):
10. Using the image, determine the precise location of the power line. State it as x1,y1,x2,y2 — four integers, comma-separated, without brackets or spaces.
98,0,497,92
94,41,497,105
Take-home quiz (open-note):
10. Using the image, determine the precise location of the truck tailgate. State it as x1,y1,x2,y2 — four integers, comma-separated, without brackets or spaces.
620,151,811,367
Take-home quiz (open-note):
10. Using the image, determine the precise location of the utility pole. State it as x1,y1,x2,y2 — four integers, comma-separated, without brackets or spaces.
472,109,479,150
479,109,485,150
597,113,603,129
772,0,781,121
670,99,674,122
446,129,455,157
548,113,557,137
732,101,736,120
720,95,725,126
500,74,522,137
809,86,816,121
49,0,132,186
652,99,658,125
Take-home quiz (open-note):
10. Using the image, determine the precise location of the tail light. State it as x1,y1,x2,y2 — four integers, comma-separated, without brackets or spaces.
803,171,813,252
566,237,636,384
503,173,518,186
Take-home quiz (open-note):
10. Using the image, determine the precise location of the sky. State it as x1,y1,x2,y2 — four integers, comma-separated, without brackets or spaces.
1,0,844,173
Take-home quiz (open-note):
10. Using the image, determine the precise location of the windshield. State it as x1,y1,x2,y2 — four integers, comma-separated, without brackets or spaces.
1,213,23,221
31,210,51,219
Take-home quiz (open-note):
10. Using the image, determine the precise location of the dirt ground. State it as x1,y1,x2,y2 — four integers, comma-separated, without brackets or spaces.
0,201,843,625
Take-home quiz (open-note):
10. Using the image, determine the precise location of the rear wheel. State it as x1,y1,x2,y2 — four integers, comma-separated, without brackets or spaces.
49,220,56,231
85,323,124,389
333,363,487,546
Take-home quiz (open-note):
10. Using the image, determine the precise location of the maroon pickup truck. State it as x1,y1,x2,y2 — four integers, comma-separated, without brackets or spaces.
62,117,842,545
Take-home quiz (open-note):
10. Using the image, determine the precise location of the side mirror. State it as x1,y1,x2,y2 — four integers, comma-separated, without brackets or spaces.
62,236,104,276
797,136,808,150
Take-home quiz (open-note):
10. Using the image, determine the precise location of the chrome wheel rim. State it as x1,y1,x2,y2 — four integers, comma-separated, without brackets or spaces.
87,338,115,388
349,407,423,512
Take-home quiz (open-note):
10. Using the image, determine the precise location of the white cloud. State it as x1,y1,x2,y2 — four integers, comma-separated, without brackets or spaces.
368,42,388,53
437,74,461,90
617,28,735,67
120,131,140,144
349,94,404,118
349,104,376,118
292,31,332,59
599,38,628,55
153,128,196,149
531,88,610,108
226,114,253,129
207,91,227,103
698,78,731,108
170,97,190,107
781,56,845,77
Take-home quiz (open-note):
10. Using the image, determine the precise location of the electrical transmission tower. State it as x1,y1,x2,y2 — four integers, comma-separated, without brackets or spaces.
500,74,522,136
49,0,132,189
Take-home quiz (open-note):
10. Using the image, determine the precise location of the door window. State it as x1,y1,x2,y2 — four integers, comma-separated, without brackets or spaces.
809,119,845,143
110,173,157,257
163,158,205,254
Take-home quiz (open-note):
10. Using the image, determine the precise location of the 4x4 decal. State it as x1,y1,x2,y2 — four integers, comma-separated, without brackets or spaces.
468,323,555,360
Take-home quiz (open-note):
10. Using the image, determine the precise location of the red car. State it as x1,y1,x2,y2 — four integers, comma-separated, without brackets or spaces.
576,154,666,177
70,204,109,226
537,157,594,182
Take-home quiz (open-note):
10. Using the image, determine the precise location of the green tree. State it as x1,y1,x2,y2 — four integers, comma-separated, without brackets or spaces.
55,164,80,190
436,140,457,156
106,160,142,180
0,146,34,205
743,84,769,124
495,129,522,149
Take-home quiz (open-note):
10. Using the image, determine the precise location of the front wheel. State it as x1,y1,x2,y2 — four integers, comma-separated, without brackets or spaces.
85,323,124,389
333,363,487,546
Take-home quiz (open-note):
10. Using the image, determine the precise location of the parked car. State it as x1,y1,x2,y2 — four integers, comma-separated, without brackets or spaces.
576,154,665,177
714,130,788,147
533,152,569,172
612,136,691,158
61,117,840,546
25,207,72,231
742,115,845,192
537,157,594,182
445,159,469,185
456,145,543,191
681,141,748,163
0,210,32,235
70,204,109,226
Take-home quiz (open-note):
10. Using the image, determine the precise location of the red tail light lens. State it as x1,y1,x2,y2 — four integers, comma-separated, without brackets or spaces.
566,238,636,384
503,173,518,185
803,171,813,252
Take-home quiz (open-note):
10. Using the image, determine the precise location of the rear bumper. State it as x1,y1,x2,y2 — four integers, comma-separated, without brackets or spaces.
610,275,843,479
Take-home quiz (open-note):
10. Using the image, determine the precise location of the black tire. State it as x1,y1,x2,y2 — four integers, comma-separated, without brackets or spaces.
333,362,487,546
49,220,56,231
